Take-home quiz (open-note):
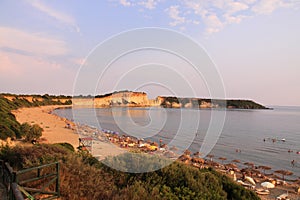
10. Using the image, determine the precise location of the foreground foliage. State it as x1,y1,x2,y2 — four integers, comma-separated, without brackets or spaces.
0,144,260,200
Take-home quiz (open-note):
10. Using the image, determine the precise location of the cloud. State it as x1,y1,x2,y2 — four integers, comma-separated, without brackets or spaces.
165,5,185,27
0,49,75,94
0,27,68,57
0,26,71,81
180,0,297,34
138,0,160,10
226,1,250,14
119,0,131,7
0,50,62,77
0,26,77,94
204,14,224,34
0,51,21,76
116,0,297,34
252,0,292,14
28,0,80,33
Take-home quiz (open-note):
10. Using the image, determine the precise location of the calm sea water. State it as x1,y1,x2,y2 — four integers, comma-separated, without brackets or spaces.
54,106,300,178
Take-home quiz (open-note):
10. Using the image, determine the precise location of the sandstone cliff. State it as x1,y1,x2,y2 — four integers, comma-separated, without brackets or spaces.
73,91,162,107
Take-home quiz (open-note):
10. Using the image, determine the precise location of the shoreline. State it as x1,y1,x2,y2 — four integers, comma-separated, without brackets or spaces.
12,105,125,159
13,105,79,148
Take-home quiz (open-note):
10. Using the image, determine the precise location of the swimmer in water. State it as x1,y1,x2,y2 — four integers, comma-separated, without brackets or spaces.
291,160,295,167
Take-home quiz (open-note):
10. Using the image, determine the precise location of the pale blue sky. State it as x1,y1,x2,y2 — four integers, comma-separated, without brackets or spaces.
0,0,299,106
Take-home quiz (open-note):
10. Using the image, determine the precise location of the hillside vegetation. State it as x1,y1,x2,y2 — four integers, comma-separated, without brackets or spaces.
0,144,260,200
0,94,71,140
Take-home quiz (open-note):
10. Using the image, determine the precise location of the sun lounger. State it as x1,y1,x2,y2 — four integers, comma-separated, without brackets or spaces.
276,193,289,200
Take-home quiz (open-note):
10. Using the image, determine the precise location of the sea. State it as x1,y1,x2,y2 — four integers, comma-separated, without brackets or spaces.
54,106,300,178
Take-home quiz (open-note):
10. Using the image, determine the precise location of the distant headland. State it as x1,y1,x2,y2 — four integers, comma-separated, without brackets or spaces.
72,90,269,109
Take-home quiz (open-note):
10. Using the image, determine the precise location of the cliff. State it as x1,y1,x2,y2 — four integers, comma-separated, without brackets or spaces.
2,94,71,105
159,97,268,109
73,91,162,107
72,91,268,109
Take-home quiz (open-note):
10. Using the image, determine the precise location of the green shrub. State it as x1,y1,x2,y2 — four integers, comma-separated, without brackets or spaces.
54,142,75,152
0,144,260,200
24,124,43,142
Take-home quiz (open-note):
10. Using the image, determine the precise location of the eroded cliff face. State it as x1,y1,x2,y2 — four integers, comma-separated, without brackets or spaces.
95,92,150,107
73,91,162,107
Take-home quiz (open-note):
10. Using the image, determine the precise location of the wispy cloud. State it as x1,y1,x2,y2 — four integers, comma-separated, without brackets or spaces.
28,0,80,33
0,27,68,57
252,0,292,14
0,26,70,78
165,5,185,26
117,0,297,35
138,0,161,10
119,0,131,7
204,14,224,34
180,0,293,34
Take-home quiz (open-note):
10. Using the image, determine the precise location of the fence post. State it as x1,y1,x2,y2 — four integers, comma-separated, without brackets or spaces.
11,183,25,200
56,162,60,197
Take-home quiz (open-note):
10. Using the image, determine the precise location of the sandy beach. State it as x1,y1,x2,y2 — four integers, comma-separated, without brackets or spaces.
12,105,125,158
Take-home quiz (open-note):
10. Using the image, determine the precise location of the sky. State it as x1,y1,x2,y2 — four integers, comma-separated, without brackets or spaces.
0,0,300,106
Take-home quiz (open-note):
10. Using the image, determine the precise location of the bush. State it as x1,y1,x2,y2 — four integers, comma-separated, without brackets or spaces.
24,124,43,142
55,142,75,152
20,122,31,138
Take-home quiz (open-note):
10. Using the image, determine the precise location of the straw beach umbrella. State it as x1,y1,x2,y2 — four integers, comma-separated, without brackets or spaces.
184,149,191,156
193,151,202,158
163,151,176,158
178,154,191,164
151,142,159,147
225,163,240,172
225,163,238,169
207,154,214,161
218,157,227,165
160,143,167,149
191,157,205,164
274,170,293,181
241,168,260,178
244,162,254,169
170,146,178,151
232,159,241,163
258,165,272,175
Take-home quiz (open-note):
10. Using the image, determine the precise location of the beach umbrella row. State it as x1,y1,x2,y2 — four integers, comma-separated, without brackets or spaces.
274,170,293,181
202,154,295,181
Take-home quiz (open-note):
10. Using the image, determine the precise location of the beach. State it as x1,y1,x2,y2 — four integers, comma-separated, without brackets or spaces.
12,106,300,199
12,105,125,158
